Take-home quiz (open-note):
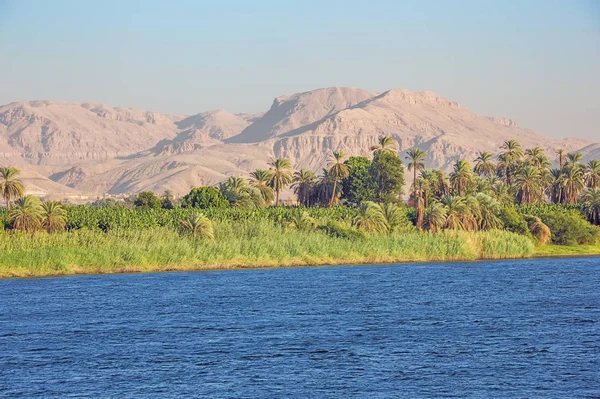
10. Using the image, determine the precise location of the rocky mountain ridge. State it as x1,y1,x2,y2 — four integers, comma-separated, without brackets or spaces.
0,87,596,199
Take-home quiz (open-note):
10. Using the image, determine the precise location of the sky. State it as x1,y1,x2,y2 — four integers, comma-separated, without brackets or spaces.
0,0,599,140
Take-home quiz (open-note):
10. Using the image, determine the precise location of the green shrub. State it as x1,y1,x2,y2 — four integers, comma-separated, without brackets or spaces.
498,207,531,238
318,220,368,240
133,191,162,209
181,187,229,209
542,210,598,245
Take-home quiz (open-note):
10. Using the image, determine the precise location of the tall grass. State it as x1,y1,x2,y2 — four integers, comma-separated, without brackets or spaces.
0,219,534,278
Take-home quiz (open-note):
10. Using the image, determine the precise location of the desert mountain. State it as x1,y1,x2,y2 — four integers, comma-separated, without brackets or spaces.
0,87,596,199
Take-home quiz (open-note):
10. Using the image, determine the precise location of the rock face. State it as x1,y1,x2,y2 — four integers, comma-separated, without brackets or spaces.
0,87,596,199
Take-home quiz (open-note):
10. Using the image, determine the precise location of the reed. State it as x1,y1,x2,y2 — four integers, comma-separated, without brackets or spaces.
0,219,534,278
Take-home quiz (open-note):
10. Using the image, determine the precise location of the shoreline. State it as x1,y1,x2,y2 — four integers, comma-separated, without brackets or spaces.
2,246,598,280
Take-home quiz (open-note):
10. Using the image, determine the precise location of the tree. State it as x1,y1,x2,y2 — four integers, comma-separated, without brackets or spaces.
179,213,214,239
474,152,496,177
580,188,600,225
340,156,377,205
556,148,566,170
497,140,523,185
369,151,405,203
585,160,600,189
286,211,317,231
379,202,409,233
291,169,316,206
133,191,162,209
311,169,340,207
474,193,503,230
249,169,274,205
515,165,544,204
219,177,264,208
567,152,583,167
354,201,388,234
370,135,398,155
41,200,67,233
269,157,293,205
442,196,468,230
181,186,229,209
9,195,43,233
406,148,426,196
0,166,25,211
562,164,585,204
406,148,426,228
161,190,177,209
550,168,565,204
423,201,447,233
327,151,349,207
449,159,475,196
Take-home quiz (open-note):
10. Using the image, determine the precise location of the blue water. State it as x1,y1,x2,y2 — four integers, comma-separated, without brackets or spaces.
1,258,599,398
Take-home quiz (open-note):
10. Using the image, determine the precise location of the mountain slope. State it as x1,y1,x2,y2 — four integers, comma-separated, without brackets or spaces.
0,87,596,199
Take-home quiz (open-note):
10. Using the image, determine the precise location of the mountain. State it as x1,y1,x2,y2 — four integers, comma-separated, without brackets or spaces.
0,88,596,199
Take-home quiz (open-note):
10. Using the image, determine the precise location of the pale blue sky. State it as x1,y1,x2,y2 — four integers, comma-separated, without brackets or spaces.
0,0,599,140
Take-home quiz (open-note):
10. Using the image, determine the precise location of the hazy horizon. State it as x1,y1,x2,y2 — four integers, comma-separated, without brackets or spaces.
1,0,599,140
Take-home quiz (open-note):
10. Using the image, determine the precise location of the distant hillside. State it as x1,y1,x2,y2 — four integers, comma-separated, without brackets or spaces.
0,88,595,198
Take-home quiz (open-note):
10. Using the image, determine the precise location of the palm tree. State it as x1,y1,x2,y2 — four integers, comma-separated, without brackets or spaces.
179,213,214,239
220,177,264,208
449,159,474,196
580,188,600,225
474,152,496,177
474,193,503,230
41,201,67,233
585,160,600,189
501,139,524,160
556,148,566,170
269,157,293,206
370,136,397,155
430,169,451,199
249,169,274,204
312,169,338,206
286,211,317,231
567,152,583,167
0,166,25,211
291,169,317,206
327,151,349,207
423,202,447,233
406,148,426,228
354,201,388,234
562,164,585,204
515,165,544,204
9,195,43,233
406,148,426,196
526,147,551,171
442,196,468,230
549,168,565,204
419,169,435,208
492,182,515,205
498,140,523,185
380,202,406,233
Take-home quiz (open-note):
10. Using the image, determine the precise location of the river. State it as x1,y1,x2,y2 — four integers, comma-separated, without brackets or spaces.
1,257,599,398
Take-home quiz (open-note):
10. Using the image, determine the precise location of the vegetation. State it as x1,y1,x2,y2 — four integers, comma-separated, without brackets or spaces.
1,136,599,278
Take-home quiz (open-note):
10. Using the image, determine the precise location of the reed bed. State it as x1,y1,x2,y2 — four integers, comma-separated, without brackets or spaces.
0,219,534,278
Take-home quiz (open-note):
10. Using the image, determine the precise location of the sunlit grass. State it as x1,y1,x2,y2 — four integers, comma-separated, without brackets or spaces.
0,219,535,278
533,244,600,257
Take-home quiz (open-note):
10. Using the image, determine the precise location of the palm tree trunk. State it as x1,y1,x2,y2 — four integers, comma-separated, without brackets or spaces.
276,189,280,206
413,168,417,202
329,179,337,208
6,195,10,212
416,193,424,230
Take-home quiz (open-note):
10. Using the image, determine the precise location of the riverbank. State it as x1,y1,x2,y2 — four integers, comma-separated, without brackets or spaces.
533,244,600,258
0,223,536,278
